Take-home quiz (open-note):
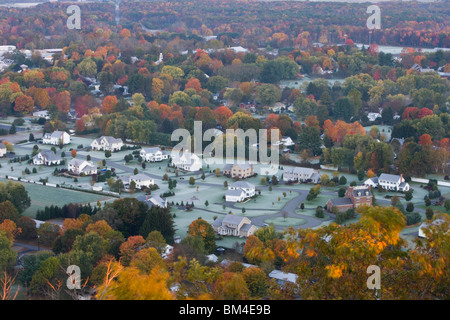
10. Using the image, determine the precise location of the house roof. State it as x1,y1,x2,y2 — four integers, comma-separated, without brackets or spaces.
230,181,255,189
130,173,153,181
35,150,61,162
222,214,246,225
268,270,298,284
329,198,353,206
310,172,321,180
150,195,166,207
419,218,446,231
350,187,372,197
95,136,123,145
224,163,253,170
172,151,200,165
212,218,223,227
379,173,402,183
284,167,315,175
141,147,161,154
226,189,245,197
44,131,66,139
240,224,256,232
68,159,96,170
365,177,378,184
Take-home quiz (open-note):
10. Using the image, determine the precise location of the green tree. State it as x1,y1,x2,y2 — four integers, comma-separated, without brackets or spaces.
145,230,167,254
256,84,281,106
0,231,17,271
139,207,175,244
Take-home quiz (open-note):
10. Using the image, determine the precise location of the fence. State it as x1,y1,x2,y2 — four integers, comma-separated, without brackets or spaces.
1,175,120,197
411,177,450,187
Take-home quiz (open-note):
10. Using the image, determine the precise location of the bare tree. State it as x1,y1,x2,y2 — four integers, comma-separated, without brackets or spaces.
96,259,124,300
281,210,289,221
0,271,19,300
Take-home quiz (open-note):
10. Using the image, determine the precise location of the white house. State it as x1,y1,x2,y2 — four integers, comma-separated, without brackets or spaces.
149,195,168,208
128,173,154,189
33,150,62,166
212,214,258,238
418,219,447,238
225,188,247,202
161,244,173,260
91,136,123,152
367,112,382,122
0,144,6,157
33,110,50,119
68,159,97,176
226,181,256,202
269,102,286,113
273,136,295,147
138,194,168,208
282,167,320,184
171,151,202,172
268,270,299,288
42,131,70,145
140,147,168,162
364,173,410,192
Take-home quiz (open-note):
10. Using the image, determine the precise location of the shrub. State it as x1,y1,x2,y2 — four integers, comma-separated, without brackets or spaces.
405,212,421,226
315,206,324,218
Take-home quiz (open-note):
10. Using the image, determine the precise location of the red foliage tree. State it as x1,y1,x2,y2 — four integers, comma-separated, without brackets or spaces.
418,107,433,119
402,107,419,120
418,134,432,147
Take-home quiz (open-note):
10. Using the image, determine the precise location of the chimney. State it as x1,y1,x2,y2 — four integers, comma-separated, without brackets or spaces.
146,195,149,202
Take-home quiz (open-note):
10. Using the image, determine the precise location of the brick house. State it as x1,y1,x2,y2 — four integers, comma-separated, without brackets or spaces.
326,185,373,212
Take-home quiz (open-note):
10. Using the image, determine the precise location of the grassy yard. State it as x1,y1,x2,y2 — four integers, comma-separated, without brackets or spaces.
264,216,307,227
9,181,114,218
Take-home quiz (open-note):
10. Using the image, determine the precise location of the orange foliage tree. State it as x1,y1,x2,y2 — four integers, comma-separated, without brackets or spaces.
102,95,118,114
13,95,34,115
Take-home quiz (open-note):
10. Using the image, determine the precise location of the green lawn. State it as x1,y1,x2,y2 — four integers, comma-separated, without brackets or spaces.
10,181,114,217
264,216,306,227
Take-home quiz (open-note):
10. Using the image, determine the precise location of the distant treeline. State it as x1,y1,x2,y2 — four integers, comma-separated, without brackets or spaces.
35,203,98,221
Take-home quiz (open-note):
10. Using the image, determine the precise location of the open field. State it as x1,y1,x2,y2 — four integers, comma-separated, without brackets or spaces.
0,179,114,217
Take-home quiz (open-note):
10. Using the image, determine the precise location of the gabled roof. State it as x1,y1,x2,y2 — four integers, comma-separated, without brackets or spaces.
35,150,61,162
226,189,245,197
240,224,256,232
329,198,353,206
379,173,402,183
230,181,255,189
141,147,161,154
212,218,223,227
284,166,315,175
351,187,372,197
222,214,246,225
130,173,153,181
268,270,298,284
95,136,123,145
149,195,166,207
44,131,66,139
224,163,253,170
